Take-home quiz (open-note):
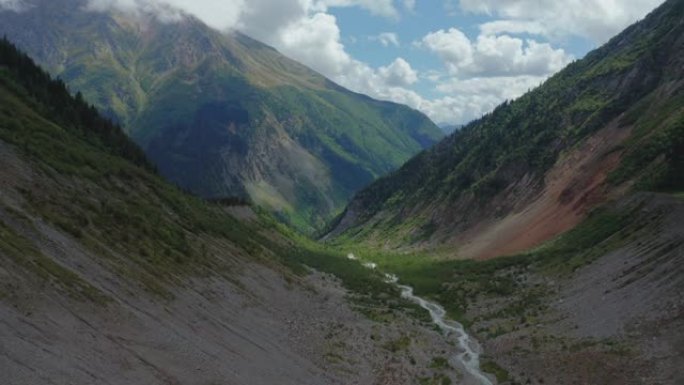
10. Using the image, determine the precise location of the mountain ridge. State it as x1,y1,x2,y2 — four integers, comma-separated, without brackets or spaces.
326,0,684,257
0,0,443,232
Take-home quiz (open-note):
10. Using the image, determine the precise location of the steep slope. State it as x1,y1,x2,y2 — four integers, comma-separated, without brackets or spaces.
0,39,473,385
0,0,442,232
328,0,684,257
354,192,684,384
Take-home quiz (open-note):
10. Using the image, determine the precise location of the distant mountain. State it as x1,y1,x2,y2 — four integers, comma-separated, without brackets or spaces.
327,0,684,257
0,0,442,232
438,124,461,134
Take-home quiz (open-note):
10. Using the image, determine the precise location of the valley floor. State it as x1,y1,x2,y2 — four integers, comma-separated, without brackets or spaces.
1,130,682,385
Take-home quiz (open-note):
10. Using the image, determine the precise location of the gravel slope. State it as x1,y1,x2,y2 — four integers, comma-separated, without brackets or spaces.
0,139,466,385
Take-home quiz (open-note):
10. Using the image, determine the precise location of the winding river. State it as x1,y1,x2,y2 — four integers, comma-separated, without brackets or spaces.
349,254,494,385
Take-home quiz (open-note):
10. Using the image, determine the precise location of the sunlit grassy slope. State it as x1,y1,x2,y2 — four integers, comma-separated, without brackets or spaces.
0,1,443,233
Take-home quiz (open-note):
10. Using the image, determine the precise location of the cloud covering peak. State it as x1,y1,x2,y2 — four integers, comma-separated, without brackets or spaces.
0,0,666,125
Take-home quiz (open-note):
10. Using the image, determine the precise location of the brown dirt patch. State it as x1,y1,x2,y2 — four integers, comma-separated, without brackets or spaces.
457,121,633,260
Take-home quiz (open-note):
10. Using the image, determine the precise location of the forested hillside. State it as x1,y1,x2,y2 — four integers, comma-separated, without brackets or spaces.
0,37,150,170
328,0,684,258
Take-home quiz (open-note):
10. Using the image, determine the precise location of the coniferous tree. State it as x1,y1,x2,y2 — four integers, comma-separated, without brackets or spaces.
0,37,153,171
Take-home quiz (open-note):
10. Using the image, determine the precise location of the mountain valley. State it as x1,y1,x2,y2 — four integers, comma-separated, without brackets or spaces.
0,37,473,385
0,0,683,384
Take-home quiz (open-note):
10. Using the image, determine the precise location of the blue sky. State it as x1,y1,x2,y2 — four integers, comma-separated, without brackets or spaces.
334,4,595,98
311,0,664,125
16,0,664,126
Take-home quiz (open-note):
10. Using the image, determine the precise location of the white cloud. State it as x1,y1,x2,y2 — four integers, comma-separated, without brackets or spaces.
459,0,665,43
479,20,547,37
436,75,545,99
0,0,29,11
277,12,351,77
393,75,545,126
421,28,573,78
415,24,575,125
236,0,307,40
86,0,245,29
378,58,418,86
421,28,473,70
312,0,399,19
371,32,400,47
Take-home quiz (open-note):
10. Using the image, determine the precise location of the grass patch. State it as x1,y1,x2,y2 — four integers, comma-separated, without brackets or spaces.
526,207,632,274
481,360,510,383
265,220,439,323
429,356,451,370
336,246,529,325
383,334,412,353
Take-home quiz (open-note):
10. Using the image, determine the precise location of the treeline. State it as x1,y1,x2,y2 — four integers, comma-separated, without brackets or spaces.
349,0,684,218
0,36,153,171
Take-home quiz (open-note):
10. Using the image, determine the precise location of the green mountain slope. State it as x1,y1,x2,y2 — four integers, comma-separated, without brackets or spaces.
0,35,284,295
0,0,442,232
0,38,473,385
327,0,684,257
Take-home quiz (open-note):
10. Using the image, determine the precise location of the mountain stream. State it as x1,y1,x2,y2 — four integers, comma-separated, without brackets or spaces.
348,254,495,385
